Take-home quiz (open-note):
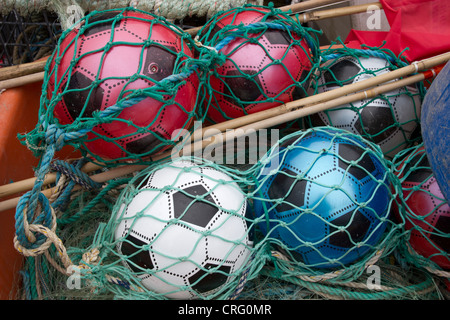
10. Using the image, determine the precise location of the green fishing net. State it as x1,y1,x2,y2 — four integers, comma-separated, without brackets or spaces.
19,8,202,165
305,44,425,159
12,5,448,300
15,128,446,300
392,143,450,280
195,4,320,125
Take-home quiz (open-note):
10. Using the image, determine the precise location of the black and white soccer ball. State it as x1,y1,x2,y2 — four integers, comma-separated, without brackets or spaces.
309,55,421,158
114,160,252,299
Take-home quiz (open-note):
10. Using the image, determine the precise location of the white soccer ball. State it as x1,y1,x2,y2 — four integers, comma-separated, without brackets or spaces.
114,160,252,299
309,55,422,158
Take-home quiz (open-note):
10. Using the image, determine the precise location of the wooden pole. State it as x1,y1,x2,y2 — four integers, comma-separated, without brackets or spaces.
0,71,45,90
0,51,448,201
0,59,48,82
0,161,102,199
0,57,446,213
279,0,351,13
192,51,450,140
296,2,382,24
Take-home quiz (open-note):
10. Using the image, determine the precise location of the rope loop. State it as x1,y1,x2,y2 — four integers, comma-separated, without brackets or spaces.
13,192,73,271
15,191,55,250
45,124,68,151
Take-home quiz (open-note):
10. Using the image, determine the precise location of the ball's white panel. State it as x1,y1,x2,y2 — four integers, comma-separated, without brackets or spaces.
150,223,207,273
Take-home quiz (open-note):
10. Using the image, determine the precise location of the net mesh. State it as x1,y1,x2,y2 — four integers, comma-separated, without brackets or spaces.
11,5,449,300
306,44,424,159
20,8,203,165
392,143,450,279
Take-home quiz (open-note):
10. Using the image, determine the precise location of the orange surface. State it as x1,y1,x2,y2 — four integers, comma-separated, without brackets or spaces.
0,81,80,299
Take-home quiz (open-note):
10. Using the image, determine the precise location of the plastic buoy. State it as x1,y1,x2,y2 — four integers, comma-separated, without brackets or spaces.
421,61,450,202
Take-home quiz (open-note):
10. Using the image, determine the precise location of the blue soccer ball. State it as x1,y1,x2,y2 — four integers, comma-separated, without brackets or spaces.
253,128,391,269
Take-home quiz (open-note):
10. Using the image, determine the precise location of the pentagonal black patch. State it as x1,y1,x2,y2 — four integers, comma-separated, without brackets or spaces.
126,132,164,155
120,233,154,272
292,70,311,101
223,69,262,103
131,173,151,189
188,263,231,293
308,112,328,127
268,168,307,212
84,11,121,37
264,29,291,46
354,106,397,144
328,209,371,248
63,71,103,120
203,24,223,44
338,143,375,180
262,16,291,46
430,215,450,252
403,152,433,183
142,45,177,82
409,123,422,142
323,59,361,87
172,185,218,228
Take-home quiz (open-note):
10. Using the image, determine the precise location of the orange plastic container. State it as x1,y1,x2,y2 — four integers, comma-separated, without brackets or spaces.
0,81,80,299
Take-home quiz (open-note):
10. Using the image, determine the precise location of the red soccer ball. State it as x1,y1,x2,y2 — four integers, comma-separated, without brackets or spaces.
396,146,450,269
48,10,198,161
201,7,314,123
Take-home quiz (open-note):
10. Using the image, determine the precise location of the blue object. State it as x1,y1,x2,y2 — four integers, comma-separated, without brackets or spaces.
421,61,450,202
253,128,391,269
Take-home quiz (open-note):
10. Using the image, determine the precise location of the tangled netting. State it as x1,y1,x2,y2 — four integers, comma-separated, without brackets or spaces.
13,5,449,300
306,45,424,159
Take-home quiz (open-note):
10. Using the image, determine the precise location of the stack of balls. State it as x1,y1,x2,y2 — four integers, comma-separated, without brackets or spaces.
45,5,447,299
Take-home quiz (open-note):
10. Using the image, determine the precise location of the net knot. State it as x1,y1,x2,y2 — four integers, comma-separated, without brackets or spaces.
14,192,55,247
193,35,226,71
45,124,66,150
14,191,72,269
45,124,88,151
81,248,101,268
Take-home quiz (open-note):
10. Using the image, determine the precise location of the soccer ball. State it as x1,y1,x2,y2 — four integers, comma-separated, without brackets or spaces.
201,7,314,123
114,160,252,299
48,9,198,160
395,146,450,269
308,55,421,158
253,128,391,269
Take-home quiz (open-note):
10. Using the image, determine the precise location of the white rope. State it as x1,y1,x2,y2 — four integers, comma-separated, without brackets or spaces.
272,248,385,282
1,0,264,30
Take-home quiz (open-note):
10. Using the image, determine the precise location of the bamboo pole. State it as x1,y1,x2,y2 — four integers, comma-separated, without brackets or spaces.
279,0,351,13
0,161,102,199
0,71,45,90
227,67,442,136
193,51,450,140
0,57,446,213
0,51,448,201
1,50,448,202
0,59,48,82
296,1,382,24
